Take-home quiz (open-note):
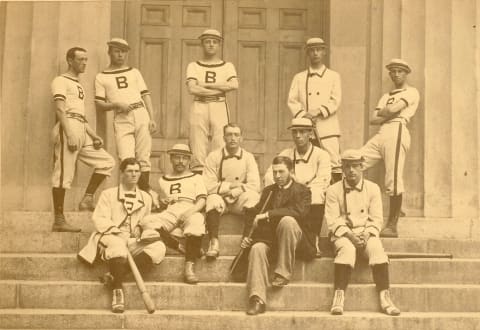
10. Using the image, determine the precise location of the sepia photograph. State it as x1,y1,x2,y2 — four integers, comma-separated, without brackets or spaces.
0,0,479,329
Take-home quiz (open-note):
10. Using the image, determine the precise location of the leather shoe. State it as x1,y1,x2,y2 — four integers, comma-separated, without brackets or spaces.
246,296,266,315
271,274,289,287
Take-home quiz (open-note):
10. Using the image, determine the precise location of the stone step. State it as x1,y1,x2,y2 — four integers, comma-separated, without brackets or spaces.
0,232,476,258
3,211,480,239
1,280,479,312
1,254,479,284
0,309,479,330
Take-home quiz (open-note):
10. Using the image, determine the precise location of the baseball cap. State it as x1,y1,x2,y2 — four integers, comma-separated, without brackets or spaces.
167,144,193,156
288,118,314,130
107,38,130,51
199,29,223,41
305,37,327,49
386,58,411,73
341,149,364,163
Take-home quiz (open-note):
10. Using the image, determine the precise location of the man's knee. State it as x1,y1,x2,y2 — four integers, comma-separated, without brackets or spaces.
250,242,269,259
334,238,356,267
183,213,206,236
277,216,301,233
143,241,167,264
366,237,389,265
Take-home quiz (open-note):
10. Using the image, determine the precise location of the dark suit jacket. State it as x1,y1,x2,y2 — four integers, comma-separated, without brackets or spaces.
243,180,315,259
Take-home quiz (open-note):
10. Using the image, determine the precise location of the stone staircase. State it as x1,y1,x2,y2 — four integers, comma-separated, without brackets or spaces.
1,212,480,330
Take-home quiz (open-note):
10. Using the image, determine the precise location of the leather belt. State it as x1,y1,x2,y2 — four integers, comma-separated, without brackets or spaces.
194,95,226,103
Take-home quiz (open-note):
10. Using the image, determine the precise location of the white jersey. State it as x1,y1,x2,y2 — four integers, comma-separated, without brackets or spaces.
95,67,149,107
374,85,419,124
159,173,207,203
186,61,237,87
51,75,85,116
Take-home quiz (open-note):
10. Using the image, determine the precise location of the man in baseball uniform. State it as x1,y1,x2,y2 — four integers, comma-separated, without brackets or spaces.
264,118,331,258
288,37,342,183
141,144,206,284
51,47,115,232
94,38,158,207
361,59,420,237
325,150,400,316
78,158,166,313
203,123,260,259
186,29,239,173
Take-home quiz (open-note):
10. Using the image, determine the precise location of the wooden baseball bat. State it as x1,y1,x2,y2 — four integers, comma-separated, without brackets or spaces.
229,190,273,275
126,250,155,314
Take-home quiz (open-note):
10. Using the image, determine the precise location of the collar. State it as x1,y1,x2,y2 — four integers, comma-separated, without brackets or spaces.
277,178,294,190
343,179,364,193
61,75,79,82
294,144,314,164
308,65,327,78
389,86,408,95
117,184,145,213
222,147,243,160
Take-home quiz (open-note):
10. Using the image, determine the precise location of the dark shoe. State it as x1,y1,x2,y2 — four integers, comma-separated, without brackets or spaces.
246,296,266,315
380,227,399,238
99,272,114,290
206,238,220,260
111,288,125,313
52,214,81,232
184,261,199,284
271,274,289,287
78,194,95,212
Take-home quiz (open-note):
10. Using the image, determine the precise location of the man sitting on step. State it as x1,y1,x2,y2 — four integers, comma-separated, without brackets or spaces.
241,156,311,315
203,123,260,260
325,149,400,316
78,158,166,313
141,144,207,284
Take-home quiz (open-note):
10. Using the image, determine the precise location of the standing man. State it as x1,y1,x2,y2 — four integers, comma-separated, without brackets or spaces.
78,158,166,313
288,37,342,183
186,29,239,173
241,156,311,315
361,59,420,237
203,123,260,259
264,118,331,258
94,38,158,206
141,144,206,284
51,47,115,232
325,150,400,316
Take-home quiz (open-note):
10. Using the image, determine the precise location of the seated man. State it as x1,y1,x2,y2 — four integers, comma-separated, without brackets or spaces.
203,123,260,259
141,144,206,284
78,158,166,313
241,156,311,315
264,118,331,258
325,149,400,316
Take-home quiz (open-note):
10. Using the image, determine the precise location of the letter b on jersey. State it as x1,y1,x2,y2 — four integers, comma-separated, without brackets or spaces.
116,76,128,89
170,183,182,194
205,71,216,83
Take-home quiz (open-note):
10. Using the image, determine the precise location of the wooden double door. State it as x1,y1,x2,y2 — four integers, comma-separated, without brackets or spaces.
123,0,328,182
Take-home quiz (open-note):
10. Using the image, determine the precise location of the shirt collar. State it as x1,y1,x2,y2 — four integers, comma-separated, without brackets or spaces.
343,179,364,193
222,147,243,160
278,178,294,190
308,65,327,77
294,144,314,164
117,184,145,213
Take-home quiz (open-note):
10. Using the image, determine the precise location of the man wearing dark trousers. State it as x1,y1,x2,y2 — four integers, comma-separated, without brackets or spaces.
241,156,311,315
78,158,166,313
325,149,400,316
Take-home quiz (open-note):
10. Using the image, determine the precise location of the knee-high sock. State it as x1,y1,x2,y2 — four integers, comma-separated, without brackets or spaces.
52,187,66,215
185,236,203,262
85,173,107,195
334,263,352,291
109,257,128,289
133,251,153,275
206,210,220,239
138,171,150,191
372,263,390,291
388,194,402,225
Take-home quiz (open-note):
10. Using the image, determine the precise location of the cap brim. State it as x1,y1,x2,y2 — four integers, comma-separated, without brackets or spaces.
341,158,364,163
305,43,327,49
386,64,411,73
107,42,130,51
167,149,192,156
199,34,223,40
288,125,313,130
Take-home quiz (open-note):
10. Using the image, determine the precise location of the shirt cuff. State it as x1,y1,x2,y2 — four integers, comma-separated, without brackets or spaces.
365,226,380,237
334,225,351,238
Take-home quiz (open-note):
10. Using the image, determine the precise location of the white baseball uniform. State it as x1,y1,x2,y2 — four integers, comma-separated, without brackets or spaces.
186,61,237,170
288,65,342,173
203,147,260,214
325,179,388,268
141,173,207,237
51,75,114,189
264,144,331,205
360,85,420,196
95,67,152,171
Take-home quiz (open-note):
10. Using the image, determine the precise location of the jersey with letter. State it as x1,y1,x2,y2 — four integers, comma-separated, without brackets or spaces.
158,173,207,203
374,86,419,124
51,75,85,115
95,67,150,105
186,61,237,86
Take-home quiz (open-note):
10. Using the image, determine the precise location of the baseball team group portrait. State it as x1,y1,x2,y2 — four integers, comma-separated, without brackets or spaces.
1,1,480,329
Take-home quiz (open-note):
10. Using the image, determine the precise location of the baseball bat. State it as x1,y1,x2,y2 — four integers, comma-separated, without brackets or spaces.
387,252,452,259
229,191,273,275
126,250,155,314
